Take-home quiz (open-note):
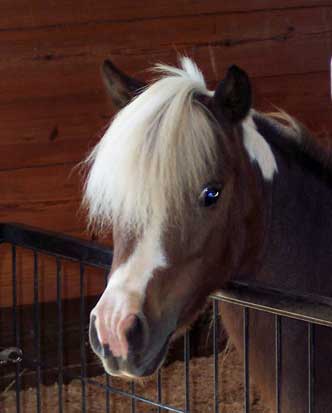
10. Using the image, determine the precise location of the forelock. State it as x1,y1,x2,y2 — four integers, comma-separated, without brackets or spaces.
83,57,220,235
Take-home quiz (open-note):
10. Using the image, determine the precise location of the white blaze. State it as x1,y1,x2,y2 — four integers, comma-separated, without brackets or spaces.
91,226,167,359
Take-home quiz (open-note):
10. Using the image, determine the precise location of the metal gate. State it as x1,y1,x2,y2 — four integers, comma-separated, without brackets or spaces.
1,222,332,413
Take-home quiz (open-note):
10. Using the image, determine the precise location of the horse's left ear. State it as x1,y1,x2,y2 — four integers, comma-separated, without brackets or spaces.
102,59,146,110
214,65,252,123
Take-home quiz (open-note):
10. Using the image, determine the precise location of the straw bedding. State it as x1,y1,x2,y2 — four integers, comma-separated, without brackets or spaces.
1,344,269,413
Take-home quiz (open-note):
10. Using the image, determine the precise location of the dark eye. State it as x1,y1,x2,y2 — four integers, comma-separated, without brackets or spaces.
199,186,221,207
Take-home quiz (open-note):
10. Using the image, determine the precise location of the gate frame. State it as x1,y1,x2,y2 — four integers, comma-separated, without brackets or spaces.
1,222,331,412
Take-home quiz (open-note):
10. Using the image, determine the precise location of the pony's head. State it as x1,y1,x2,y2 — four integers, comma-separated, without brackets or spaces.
84,58,277,378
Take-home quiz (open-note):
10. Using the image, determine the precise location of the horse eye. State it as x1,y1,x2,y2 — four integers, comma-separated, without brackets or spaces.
199,186,221,207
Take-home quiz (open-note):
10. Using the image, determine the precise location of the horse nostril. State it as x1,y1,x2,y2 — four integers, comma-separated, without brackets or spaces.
89,314,102,354
101,343,112,358
126,314,149,353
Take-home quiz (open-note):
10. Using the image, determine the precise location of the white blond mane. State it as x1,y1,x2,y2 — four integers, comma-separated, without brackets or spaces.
83,57,220,234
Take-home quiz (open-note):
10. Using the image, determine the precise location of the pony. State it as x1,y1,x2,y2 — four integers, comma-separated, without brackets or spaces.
83,57,332,412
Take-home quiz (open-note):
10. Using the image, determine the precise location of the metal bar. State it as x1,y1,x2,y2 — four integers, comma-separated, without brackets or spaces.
213,281,332,328
105,374,111,412
308,323,315,413
213,300,219,413
12,245,20,413
80,263,87,413
3,222,332,327
3,224,332,328
33,251,41,413
0,222,113,268
56,257,63,413
84,377,185,413
131,381,136,413
243,307,250,413
184,331,190,413
104,268,110,413
157,369,162,413
275,315,281,413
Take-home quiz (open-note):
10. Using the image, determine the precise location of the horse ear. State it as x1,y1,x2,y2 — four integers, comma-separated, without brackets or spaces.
214,65,251,123
101,59,146,109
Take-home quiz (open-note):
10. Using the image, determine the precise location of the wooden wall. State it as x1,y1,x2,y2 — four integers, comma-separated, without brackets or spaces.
1,1,332,306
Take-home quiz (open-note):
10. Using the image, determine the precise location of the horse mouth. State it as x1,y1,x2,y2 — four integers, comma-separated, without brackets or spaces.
101,332,172,379
136,333,172,377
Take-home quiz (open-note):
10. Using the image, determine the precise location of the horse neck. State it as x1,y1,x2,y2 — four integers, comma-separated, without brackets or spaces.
254,115,332,295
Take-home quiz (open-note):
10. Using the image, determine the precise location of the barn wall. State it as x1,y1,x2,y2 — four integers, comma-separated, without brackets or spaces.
1,1,332,306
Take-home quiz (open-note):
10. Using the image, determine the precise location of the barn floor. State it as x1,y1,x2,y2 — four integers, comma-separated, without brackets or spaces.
1,344,269,413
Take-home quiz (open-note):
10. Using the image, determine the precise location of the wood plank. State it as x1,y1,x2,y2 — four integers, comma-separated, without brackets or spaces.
0,7,332,104
0,72,329,254
0,162,90,240
0,140,91,171
0,70,331,170
0,163,88,243
0,163,80,203
253,72,332,136
0,200,84,235
0,1,329,30
0,94,107,169
0,93,107,145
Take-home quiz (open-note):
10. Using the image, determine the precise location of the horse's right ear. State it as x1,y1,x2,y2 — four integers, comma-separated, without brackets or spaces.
213,65,251,123
101,60,146,110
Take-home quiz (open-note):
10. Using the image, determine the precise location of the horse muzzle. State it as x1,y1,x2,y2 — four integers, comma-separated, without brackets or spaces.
89,312,173,378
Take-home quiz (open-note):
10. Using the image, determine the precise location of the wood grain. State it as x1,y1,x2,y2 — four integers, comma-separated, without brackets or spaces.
0,1,329,30
0,71,331,172
1,7,332,104
0,95,107,169
0,1,331,306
